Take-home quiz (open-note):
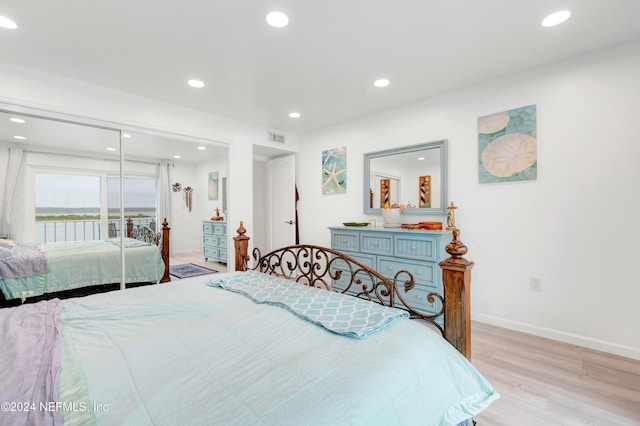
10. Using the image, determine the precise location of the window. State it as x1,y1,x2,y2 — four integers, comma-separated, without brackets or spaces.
35,173,101,243
108,177,157,234
34,173,157,243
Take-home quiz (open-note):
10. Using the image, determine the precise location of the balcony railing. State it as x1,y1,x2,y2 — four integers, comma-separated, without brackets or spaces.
35,217,155,244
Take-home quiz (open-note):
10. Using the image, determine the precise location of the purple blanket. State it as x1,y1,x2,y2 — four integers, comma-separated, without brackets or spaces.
0,299,63,426
0,244,50,279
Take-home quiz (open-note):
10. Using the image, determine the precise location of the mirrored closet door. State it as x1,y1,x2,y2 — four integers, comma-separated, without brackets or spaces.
0,106,228,304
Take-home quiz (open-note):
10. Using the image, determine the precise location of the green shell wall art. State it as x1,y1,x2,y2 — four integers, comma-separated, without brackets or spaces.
478,104,537,183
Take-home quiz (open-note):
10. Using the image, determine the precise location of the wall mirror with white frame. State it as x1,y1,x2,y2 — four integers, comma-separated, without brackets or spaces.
364,139,448,215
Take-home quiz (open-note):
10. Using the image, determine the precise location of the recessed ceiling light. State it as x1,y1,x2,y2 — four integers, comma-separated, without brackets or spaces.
541,10,571,27
374,78,390,88
197,146,206,150
289,112,301,118
123,133,131,138
0,16,18,30
173,155,182,159
13,135,26,140
106,147,117,152
266,11,289,28
187,79,205,88
417,157,425,161
9,117,25,123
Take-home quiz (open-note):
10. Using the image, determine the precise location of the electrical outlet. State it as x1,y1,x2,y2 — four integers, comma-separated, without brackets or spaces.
530,277,542,291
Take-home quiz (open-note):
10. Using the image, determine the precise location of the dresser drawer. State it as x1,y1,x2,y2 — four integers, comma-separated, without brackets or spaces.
330,251,375,291
329,226,450,317
218,248,227,260
203,223,214,234
204,246,219,259
332,231,359,252
204,234,218,246
331,251,375,270
377,256,436,286
213,223,226,235
332,270,373,295
397,282,440,314
360,233,393,256
218,237,227,248
394,235,438,261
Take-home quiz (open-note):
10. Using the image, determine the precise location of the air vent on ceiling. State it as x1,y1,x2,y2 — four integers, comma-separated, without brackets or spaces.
269,132,285,144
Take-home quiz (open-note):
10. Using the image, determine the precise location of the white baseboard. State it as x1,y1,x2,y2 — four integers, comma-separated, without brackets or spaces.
472,313,640,361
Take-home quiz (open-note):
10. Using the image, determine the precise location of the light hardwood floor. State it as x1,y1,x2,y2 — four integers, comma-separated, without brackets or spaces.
472,321,640,425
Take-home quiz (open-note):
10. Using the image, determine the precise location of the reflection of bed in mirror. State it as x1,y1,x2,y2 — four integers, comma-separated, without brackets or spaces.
0,220,170,306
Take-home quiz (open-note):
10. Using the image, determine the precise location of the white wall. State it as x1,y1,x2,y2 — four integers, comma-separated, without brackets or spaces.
296,40,640,360
252,160,268,251
0,60,301,256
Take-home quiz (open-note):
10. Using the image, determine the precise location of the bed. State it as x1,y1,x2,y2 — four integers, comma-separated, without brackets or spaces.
0,223,498,425
0,219,171,304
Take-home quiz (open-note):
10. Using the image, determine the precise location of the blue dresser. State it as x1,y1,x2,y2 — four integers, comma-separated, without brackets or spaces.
328,226,451,315
202,220,227,264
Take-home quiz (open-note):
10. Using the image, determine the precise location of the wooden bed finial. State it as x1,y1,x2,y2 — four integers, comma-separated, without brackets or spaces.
233,221,251,271
440,226,474,361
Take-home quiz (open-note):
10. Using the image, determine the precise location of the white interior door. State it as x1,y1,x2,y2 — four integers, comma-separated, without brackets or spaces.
267,155,296,250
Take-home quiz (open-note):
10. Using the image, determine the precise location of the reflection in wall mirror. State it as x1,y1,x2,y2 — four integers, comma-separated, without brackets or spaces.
419,175,431,208
380,178,390,207
364,140,448,215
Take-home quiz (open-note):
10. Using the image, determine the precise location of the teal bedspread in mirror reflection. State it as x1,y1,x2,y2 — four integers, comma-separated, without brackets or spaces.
0,239,163,300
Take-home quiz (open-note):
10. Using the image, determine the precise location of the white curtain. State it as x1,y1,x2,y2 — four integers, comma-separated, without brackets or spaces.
157,162,171,227
1,147,25,239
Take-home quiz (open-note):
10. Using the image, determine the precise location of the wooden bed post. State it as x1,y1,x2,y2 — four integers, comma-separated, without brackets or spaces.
233,221,250,271
439,227,474,361
126,217,134,238
160,218,171,282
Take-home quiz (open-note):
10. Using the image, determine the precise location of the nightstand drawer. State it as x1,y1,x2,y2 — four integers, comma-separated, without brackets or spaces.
332,231,359,252
394,235,437,261
360,233,393,256
204,235,218,245
377,257,436,286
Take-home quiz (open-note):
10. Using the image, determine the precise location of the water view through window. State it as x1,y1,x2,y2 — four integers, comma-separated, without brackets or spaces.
35,173,156,243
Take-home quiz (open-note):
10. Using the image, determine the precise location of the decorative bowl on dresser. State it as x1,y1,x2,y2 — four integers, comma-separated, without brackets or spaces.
202,220,227,264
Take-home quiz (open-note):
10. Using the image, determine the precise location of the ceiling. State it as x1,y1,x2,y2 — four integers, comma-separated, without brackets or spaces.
1,1,640,135
0,110,227,163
